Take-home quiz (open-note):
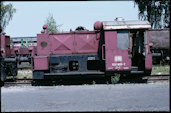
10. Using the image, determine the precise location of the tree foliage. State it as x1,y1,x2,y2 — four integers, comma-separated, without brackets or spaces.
0,2,16,33
134,0,170,29
45,13,62,33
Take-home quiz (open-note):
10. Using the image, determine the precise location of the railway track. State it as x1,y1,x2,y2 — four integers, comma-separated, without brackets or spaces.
3,74,169,87
4,79,32,87
18,67,32,70
142,74,170,83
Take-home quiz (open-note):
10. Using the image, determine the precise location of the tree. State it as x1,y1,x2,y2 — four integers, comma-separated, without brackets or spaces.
0,2,16,33
44,13,62,33
134,0,170,29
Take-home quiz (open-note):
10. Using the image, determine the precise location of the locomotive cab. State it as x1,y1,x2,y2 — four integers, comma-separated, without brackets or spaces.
101,18,152,76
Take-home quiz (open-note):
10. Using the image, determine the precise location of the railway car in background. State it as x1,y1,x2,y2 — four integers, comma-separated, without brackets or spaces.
10,45,37,69
10,37,37,68
149,28,170,65
31,18,153,84
0,33,36,86
0,32,18,85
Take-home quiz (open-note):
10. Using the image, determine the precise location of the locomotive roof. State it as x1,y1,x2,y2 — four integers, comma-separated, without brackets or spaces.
102,20,151,30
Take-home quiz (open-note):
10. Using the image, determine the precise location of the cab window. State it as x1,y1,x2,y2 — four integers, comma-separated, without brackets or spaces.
117,30,129,49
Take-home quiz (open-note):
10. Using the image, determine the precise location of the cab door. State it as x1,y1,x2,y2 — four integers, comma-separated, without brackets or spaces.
104,30,131,72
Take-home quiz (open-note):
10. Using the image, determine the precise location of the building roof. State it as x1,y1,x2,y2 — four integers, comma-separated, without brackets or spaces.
11,36,37,42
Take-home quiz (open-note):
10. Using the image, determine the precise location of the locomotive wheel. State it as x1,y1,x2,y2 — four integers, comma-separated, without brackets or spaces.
1,62,7,83
120,74,147,83
0,81,4,86
32,80,44,86
31,79,53,86
145,70,152,76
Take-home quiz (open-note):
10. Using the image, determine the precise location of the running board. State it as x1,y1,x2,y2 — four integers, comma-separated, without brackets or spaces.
131,71,144,74
44,71,144,76
44,71,105,76
131,66,138,71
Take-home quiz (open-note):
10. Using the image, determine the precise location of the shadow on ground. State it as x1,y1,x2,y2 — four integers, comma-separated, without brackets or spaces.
31,75,148,86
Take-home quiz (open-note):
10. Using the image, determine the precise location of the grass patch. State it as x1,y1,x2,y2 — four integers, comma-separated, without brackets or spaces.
111,74,120,84
92,80,96,85
151,65,170,75
23,64,32,68
17,69,32,79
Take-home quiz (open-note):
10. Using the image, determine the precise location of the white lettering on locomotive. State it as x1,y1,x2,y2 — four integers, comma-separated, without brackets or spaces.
114,56,122,62
88,57,95,60
112,63,126,66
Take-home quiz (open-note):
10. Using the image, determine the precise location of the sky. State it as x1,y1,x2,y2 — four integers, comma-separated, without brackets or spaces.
4,1,139,37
